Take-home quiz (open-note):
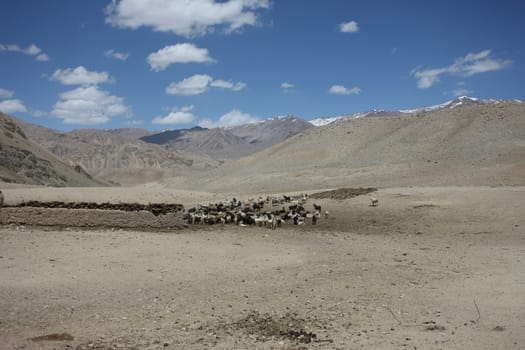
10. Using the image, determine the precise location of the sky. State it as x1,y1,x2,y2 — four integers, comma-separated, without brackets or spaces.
0,0,524,131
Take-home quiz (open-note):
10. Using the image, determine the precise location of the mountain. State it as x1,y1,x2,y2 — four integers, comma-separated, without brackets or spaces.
228,115,313,151
141,126,256,160
309,109,403,126
17,120,217,170
0,113,105,187
308,97,520,126
140,115,313,159
162,101,525,192
400,96,488,113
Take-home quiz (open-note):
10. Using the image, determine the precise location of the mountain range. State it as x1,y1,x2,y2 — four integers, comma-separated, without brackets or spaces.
163,99,524,192
309,96,520,126
1,97,523,187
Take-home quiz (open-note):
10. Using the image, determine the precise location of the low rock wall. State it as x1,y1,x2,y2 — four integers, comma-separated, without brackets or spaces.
0,207,184,230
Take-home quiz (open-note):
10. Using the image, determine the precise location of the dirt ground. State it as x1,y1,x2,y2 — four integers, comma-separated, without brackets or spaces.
1,186,524,349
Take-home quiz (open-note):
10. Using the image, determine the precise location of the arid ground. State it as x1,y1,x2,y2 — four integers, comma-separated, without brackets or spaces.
1,185,524,349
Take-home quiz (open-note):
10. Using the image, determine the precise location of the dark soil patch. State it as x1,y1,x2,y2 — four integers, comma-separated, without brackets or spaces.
30,332,74,341
413,204,440,209
310,187,377,200
228,311,318,344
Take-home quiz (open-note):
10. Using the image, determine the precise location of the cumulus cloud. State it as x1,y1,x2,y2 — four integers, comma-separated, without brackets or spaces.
152,105,197,125
50,66,112,86
166,74,246,95
411,50,512,89
105,49,130,61
0,43,50,61
339,20,359,33
199,109,259,128
106,0,270,37
0,99,28,114
147,43,215,71
166,75,212,95
328,85,361,95
210,79,246,91
0,88,14,99
51,86,130,125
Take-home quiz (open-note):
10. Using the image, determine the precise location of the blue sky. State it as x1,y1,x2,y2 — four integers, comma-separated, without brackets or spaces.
0,0,524,131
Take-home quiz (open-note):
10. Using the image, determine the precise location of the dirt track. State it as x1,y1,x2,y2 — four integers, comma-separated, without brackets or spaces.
1,186,524,349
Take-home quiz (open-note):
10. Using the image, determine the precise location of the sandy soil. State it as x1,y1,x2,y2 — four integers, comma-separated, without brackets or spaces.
1,186,524,349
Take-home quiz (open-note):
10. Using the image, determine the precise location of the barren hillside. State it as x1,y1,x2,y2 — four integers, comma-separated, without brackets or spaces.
17,121,217,170
0,113,105,187
228,115,313,151
162,102,525,192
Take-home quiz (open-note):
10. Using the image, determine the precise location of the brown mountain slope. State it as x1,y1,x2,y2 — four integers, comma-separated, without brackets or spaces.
228,115,313,151
17,120,218,170
161,102,525,192
0,113,105,187
141,127,257,160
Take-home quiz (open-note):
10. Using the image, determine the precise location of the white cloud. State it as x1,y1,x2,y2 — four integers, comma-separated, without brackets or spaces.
166,74,246,95
106,0,270,37
51,86,130,125
0,88,14,99
199,109,259,128
166,74,213,95
281,82,294,89
36,53,50,62
210,79,246,91
147,43,215,71
328,85,361,95
50,66,112,86
339,20,359,33
0,99,28,114
105,49,130,61
152,105,197,125
412,50,512,89
0,43,50,61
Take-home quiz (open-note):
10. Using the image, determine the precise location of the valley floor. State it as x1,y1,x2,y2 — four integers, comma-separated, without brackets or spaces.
0,186,524,349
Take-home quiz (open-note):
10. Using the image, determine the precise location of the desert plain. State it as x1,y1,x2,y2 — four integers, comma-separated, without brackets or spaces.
1,184,524,350
1,102,525,349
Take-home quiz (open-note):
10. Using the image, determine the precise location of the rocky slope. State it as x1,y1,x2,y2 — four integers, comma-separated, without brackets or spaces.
228,115,313,151
0,113,105,186
17,120,218,170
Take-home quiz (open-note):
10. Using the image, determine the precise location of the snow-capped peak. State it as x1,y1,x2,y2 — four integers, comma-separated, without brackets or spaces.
399,96,482,114
308,96,522,127
309,110,384,126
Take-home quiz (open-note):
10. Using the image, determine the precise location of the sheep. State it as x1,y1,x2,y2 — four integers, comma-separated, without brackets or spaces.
324,210,329,219
313,203,322,212
370,197,379,207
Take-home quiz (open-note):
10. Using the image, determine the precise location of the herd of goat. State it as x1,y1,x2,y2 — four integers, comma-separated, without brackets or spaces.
183,194,328,229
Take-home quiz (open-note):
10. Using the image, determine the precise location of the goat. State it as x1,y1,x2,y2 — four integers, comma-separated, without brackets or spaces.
313,203,322,212
370,197,378,207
